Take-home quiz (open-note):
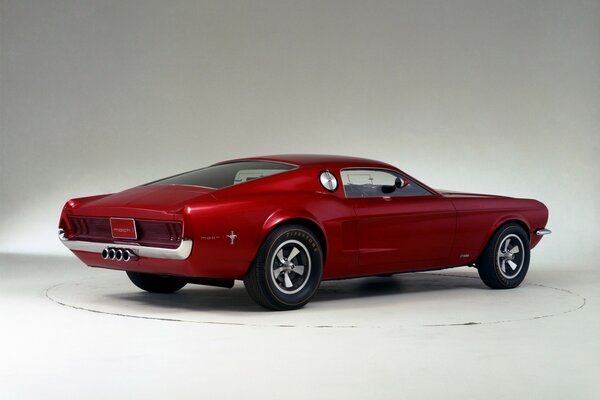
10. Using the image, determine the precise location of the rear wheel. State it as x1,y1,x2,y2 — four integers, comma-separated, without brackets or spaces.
244,225,323,310
126,271,187,293
477,223,530,289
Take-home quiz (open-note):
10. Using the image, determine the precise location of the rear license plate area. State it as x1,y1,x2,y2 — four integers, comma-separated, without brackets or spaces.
110,218,137,239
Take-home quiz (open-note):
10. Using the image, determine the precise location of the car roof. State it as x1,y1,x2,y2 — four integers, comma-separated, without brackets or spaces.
220,154,396,169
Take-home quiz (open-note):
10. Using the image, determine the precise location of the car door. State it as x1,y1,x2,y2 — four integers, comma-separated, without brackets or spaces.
340,168,456,274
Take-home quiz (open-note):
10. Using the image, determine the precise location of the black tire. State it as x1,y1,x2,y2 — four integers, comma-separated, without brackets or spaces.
244,225,323,310
477,223,530,289
126,271,187,293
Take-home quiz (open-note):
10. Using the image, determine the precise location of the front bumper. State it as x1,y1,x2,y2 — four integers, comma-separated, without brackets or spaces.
58,229,193,260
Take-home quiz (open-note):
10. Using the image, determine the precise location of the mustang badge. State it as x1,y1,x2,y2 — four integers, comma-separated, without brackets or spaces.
226,231,237,245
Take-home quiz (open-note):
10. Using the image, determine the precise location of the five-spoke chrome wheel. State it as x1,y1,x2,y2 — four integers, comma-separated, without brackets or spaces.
496,234,524,279
477,223,531,289
270,240,311,294
244,225,323,310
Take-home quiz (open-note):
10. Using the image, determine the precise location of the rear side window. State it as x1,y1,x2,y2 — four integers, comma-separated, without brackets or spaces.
148,161,296,189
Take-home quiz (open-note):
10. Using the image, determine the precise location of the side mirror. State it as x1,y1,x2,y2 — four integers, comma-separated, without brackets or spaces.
382,177,409,194
395,177,408,189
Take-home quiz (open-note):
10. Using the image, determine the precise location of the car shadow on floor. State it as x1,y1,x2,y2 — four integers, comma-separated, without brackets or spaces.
105,271,488,313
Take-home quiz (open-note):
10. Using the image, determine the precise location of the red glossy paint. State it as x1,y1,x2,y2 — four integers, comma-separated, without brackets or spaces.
59,154,549,280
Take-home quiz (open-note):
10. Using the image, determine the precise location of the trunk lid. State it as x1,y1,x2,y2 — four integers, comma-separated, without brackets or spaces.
77,185,215,216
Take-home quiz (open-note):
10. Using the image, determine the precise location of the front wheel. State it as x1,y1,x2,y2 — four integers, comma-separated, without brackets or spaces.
244,225,323,310
477,224,530,289
126,271,187,293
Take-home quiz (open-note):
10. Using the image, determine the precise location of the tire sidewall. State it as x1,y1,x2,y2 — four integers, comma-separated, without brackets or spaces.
491,225,530,288
261,227,323,307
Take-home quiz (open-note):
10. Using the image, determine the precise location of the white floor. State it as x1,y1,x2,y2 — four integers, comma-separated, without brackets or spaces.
1,254,598,399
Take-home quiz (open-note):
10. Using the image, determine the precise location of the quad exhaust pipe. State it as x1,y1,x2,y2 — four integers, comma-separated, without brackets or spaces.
102,247,138,262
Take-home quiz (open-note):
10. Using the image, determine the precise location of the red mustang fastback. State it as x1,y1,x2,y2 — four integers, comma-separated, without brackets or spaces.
59,154,550,310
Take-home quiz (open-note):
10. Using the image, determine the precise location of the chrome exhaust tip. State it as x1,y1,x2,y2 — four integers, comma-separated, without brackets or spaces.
124,249,138,262
103,247,137,262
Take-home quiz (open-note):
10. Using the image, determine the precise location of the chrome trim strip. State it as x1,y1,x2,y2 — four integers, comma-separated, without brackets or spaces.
535,228,552,236
58,229,193,260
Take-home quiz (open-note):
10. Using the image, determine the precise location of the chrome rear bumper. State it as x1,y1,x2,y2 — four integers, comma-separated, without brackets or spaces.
535,228,552,236
58,229,193,260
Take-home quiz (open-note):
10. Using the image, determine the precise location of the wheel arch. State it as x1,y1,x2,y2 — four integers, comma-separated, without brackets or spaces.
491,217,531,241
259,210,328,263
477,217,531,261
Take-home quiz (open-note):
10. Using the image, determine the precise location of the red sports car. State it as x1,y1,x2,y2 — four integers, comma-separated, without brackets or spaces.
59,154,551,310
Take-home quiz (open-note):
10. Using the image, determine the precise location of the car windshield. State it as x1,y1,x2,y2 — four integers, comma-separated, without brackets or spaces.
147,161,296,189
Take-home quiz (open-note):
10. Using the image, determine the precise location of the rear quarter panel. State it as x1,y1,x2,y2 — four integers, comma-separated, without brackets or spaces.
183,168,358,279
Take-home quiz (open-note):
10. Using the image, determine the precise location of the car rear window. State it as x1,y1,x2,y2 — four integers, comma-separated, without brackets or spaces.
147,161,296,189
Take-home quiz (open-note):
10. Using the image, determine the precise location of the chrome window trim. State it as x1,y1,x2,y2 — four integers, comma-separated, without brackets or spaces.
58,229,193,260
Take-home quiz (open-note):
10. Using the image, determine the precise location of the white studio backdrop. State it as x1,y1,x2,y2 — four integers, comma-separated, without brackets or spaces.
1,0,598,268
